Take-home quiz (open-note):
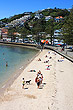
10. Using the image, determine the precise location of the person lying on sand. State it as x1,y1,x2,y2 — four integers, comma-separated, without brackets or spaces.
28,70,36,72
49,57,52,59
44,60,49,63
58,60,64,62
45,55,48,58
46,65,52,66
46,66,50,70
61,56,64,59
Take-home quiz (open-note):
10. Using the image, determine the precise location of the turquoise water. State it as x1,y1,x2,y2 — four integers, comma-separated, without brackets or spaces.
0,45,39,87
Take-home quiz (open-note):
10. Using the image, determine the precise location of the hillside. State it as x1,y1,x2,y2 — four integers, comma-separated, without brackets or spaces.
0,7,73,44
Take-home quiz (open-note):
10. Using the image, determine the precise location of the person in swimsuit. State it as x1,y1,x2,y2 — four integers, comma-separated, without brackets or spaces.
6,61,8,67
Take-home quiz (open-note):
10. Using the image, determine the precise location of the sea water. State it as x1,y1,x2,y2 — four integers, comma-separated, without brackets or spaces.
0,45,39,87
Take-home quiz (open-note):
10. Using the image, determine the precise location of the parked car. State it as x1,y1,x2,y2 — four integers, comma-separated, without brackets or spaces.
69,46,72,49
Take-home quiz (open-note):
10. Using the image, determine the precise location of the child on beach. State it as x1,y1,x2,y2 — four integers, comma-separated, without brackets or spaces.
22,78,25,89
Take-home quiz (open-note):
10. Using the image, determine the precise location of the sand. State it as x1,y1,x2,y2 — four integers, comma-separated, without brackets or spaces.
0,49,73,110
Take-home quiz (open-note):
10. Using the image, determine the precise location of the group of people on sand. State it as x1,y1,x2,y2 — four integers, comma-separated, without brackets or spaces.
22,51,65,89
22,70,43,89
35,70,43,88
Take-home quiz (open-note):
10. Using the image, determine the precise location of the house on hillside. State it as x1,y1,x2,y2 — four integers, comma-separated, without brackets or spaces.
54,29,63,38
34,13,43,19
54,16,64,22
1,28,8,39
45,16,53,21
0,21,6,27
5,23,14,28
23,12,32,15
14,32,21,36
22,15,31,20
8,15,31,27
2,32,8,38
26,35,32,40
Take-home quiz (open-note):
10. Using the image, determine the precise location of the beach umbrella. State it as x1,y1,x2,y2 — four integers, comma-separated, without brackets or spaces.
41,40,46,43
45,40,49,44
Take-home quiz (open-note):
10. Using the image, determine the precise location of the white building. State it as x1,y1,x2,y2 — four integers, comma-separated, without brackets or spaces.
45,16,53,21
54,29,63,38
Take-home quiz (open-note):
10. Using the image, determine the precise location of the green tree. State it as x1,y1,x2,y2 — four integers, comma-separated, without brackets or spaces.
45,19,54,44
62,6,73,44
32,18,46,34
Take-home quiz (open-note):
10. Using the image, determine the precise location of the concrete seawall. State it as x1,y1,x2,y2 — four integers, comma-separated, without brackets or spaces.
0,42,41,50
0,42,37,47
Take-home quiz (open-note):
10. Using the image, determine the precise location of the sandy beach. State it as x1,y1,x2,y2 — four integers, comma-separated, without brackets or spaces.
0,49,73,110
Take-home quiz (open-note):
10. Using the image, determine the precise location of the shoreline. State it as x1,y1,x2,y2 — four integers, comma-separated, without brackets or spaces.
0,42,40,50
0,48,41,96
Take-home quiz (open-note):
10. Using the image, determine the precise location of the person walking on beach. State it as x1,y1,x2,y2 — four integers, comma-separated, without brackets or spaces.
35,71,43,88
35,76,40,88
22,78,25,89
37,78,40,88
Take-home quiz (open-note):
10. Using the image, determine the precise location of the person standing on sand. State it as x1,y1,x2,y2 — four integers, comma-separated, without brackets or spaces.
35,77,40,88
37,78,40,88
22,78,25,89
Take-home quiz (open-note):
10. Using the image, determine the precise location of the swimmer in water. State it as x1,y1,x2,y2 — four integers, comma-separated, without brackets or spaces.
6,61,8,67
